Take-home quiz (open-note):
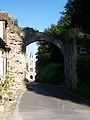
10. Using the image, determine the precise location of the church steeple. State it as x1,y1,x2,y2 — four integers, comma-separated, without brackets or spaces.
30,52,33,58
26,51,36,82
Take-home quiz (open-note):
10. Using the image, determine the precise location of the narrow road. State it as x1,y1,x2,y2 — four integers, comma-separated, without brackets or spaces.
11,82,90,120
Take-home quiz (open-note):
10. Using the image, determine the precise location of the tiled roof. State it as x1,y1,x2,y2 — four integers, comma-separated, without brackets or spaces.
0,12,13,25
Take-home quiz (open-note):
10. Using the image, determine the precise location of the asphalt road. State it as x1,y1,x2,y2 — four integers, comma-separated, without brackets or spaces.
11,82,90,120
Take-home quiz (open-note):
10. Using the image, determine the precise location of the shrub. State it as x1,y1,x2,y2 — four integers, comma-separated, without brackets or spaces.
36,63,64,85
77,55,90,83
72,81,90,100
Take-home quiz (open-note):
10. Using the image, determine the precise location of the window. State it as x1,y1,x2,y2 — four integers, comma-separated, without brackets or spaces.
30,60,33,65
30,75,33,79
30,68,33,72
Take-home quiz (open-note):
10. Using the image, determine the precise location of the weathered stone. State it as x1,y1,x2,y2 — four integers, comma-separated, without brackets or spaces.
21,28,78,88
7,24,78,89
7,27,24,90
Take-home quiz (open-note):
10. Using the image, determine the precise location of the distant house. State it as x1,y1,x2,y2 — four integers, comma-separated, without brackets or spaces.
0,12,11,80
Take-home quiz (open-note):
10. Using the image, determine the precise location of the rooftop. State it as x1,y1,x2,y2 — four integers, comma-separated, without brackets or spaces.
0,11,13,25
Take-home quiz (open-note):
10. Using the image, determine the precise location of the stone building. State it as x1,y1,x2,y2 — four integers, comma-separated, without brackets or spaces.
0,11,25,89
0,38,7,80
0,12,10,80
26,52,36,82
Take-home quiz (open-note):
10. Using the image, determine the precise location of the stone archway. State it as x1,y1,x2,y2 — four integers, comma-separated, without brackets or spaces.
20,27,78,88
6,25,78,89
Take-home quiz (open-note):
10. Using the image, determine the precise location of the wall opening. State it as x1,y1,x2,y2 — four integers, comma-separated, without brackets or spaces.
30,75,33,79
26,42,37,82
25,40,64,85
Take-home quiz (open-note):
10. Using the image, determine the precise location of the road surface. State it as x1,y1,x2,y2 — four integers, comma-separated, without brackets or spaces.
11,82,90,120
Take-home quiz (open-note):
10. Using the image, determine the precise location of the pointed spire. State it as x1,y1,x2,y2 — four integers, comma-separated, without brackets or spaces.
30,52,33,58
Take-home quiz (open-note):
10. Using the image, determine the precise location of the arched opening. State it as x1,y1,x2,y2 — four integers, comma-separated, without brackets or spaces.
26,40,64,86
30,75,33,79
21,27,78,88
26,42,37,82
35,41,64,85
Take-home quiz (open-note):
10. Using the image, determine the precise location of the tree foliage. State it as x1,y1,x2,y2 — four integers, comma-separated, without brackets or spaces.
35,41,64,84
36,0,90,86
36,63,64,85
36,41,63,69
64,0,90,34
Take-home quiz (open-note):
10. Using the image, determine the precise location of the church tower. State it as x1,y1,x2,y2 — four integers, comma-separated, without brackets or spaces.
28,52,36,82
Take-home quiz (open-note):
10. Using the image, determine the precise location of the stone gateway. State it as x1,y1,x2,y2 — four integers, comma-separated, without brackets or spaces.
0,12,78,89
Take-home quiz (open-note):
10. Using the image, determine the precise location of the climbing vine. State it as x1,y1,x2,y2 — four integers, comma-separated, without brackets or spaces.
0,65,15,104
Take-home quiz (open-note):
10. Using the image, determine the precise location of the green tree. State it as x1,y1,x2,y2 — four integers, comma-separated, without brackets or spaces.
36,0,90,88
36,41,63,69
35,41,64,84
64,0,90,34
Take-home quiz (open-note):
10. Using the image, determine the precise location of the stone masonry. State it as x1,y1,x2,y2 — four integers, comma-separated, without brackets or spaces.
21,28,78,88
5,13,78,89
7,26,25,89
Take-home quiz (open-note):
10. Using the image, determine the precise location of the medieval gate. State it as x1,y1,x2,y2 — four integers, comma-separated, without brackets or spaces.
20,27,77,88
2,14,77,89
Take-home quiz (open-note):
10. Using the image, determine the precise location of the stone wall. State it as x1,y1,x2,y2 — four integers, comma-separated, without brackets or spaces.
7,27,25,89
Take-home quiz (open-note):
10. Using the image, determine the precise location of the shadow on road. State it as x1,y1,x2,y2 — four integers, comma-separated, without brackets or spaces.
26,81,90,107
